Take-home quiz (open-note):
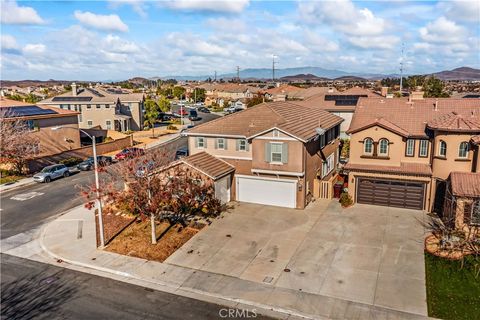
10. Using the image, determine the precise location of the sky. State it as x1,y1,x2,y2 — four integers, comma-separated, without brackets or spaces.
1,0,479,81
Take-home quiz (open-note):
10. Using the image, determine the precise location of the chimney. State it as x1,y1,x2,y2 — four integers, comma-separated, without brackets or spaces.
71,82,77,96
381,87,389,97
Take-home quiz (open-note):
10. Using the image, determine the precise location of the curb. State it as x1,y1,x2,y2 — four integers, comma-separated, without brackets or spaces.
38,220,317,320
0,179,36,193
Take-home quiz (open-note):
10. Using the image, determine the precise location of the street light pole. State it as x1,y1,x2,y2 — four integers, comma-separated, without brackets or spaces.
52,126,105,248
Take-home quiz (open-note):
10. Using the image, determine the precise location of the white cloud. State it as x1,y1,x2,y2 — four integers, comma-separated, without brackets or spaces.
163,0,249,13
440,0,480,23
23,43,46,55
74,11,129,32
419,17,466,44
347,35,400,50
109,0,147,18
104,35,140,53
0,0,45,25
1,34,19,50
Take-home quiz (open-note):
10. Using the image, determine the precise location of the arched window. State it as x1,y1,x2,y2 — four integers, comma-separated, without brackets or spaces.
379,139,389,156
458,142,469,158
438,140,447,157
364,138,373,154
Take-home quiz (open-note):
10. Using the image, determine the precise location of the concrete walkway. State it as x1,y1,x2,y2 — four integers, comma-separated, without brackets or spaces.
1,204,431,320
0,177,35,192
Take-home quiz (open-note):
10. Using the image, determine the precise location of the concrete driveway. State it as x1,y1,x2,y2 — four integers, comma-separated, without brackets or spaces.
166,200,427,316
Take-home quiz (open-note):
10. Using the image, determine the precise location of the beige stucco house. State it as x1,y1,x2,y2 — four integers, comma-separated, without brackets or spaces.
184,101,343,209
344,96,480,212
38,83,145,132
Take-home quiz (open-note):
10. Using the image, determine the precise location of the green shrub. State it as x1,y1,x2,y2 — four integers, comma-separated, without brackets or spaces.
169,118,181,125
104,137,113,143
167,124,178,130
339,192,353,208
59,157,83,166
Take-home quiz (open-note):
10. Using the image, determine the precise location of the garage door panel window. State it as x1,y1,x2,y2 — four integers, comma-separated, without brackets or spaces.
363,138,373,155
458,142,469,158
379,139,389,156
419,140,429,157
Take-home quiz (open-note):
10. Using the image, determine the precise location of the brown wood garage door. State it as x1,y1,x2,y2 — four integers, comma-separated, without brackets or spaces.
357,178,425,210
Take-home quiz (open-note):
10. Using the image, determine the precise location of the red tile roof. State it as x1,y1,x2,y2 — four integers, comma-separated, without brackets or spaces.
186,101,343,142
181,152,235,180
449,172,480,198
344,162,432,176
348,98,480,137
427,112,480,132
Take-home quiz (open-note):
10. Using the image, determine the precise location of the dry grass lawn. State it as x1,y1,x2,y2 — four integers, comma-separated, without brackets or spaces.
106,220,199,262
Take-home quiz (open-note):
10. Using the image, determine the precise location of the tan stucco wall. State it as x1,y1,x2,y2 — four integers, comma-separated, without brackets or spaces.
432,132,476,180
332,111,353,137
347,171,432,210
188,137,252,159
32,116,81,156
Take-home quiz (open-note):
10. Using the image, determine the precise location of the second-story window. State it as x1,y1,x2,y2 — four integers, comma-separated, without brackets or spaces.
458,142,469,158
406,139,415,156
216,138,226,150
379,139,389,156
87,120,93,128
96,104,101,109
438,140,447,157
419,140,429,157
271,143,283,163
363,138,373,155
196,137,206,148
238,139,248,151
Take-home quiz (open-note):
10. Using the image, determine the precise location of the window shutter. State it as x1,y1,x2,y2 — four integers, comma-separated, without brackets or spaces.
282,144,288,164
246,140,250,151
224,139,228,149
195,137,199,148
236,139,240,151
265,143,271,162
214,138,218,149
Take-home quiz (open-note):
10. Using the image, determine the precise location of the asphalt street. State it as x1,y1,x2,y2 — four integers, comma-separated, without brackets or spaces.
1,254,271,320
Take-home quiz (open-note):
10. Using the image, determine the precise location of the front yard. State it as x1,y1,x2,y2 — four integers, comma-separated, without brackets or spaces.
425,253,480,320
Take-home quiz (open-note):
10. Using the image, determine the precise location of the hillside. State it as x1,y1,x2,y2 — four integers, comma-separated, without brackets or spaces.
280,74,330,82
431,67,480,81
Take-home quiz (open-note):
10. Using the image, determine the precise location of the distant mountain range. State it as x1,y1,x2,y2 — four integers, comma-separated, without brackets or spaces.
431,67,480,81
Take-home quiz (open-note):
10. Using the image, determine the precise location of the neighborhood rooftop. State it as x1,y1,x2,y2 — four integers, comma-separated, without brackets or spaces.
449,172,480,198
348,97,480,137
0,97,79,118
186,101,343,142
39,86,145,104
180,151,235,180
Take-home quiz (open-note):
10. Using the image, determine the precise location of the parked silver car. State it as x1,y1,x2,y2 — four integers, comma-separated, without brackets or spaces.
33,164,70,183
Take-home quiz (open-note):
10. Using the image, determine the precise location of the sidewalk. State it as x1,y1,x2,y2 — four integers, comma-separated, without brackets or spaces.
0,177,35,193
1,205,430,320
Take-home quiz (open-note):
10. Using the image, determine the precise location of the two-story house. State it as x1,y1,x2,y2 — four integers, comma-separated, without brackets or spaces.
38,83,145,131
344,96,480,213
184,101,343,209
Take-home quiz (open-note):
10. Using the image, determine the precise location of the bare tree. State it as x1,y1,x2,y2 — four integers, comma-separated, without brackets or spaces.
0,109,40,173
82,142,224,245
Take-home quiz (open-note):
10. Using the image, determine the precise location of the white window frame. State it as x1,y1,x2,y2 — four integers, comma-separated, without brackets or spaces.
406,139,415,156
270,143,283,163
106,120,112,130
239,139,247,151
438,140,447,157
272,129,280,137
379,139,389,156
197,137,205,149
363,138,373,155
419,139,428,157
87,120,93,128
458,141,469,158
217,138,226,150
322,153,335,178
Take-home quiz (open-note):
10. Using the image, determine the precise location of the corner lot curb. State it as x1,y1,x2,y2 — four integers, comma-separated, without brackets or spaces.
38,221,318,320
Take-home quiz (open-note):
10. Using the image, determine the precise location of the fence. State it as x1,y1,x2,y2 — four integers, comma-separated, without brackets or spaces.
27,135,133,172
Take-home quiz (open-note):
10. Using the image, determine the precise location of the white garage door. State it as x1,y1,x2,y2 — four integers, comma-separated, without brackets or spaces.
236,176,296,208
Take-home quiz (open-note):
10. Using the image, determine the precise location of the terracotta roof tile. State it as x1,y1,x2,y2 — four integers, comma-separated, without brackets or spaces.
349,98,480,136
449,172,480,198
471,135,480,144
427,112,480,132
181,152,235,180
344,162,432,176
186,101,343,142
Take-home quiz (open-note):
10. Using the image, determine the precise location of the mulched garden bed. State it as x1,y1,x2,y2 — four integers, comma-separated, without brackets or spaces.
105,220,200,262
95,211,136,247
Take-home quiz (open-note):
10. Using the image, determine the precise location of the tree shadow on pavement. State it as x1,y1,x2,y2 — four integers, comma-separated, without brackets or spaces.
1,271,77,319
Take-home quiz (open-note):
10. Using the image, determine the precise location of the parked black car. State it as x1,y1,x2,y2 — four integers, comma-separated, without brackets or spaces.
188,110,201,121
77,156,113,171
197,107,210,113
175,147,189,160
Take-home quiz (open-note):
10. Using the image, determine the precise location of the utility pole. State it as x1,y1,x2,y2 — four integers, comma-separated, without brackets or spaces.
272,55,278,82
399,43,405,95
236,66,240,82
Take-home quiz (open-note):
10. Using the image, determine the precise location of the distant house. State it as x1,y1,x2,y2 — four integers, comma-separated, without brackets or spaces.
0,97,81,157
184,101,343,209
38,83,145,131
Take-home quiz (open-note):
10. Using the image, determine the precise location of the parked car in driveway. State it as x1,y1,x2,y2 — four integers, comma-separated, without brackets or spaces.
188,110,200,121
175,147,189,160
197,106,210,113
77,156,113,171
33,164,70,183
115,147,145,160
